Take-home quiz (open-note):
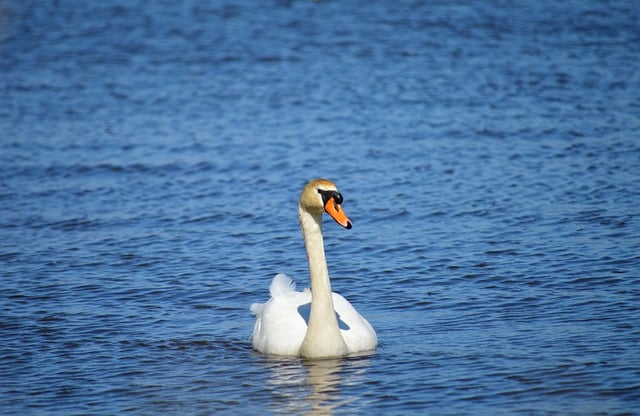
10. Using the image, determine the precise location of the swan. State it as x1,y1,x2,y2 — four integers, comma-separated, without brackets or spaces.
251,179,377,358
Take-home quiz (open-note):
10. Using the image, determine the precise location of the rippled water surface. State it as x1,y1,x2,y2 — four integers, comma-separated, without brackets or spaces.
2,0,640,414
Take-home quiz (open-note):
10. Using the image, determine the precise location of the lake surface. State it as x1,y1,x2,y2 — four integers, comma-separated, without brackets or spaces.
1,0,639,414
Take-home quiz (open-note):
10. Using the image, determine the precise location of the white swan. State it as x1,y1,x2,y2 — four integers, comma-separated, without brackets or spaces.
251,179,377,358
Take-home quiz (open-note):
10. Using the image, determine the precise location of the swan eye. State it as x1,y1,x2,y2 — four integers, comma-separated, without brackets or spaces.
318,189,343,205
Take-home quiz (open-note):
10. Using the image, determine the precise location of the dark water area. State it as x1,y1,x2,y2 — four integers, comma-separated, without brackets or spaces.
1,0,639,414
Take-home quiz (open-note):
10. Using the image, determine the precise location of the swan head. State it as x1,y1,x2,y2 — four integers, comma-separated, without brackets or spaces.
300,179,353,229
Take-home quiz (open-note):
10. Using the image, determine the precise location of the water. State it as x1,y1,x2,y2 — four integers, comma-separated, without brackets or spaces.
1,0,639,414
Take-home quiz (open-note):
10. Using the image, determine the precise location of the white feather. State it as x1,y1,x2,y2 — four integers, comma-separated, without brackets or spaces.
251,274,377,356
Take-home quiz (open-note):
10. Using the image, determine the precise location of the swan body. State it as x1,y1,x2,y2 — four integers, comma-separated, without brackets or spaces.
251,179,377,358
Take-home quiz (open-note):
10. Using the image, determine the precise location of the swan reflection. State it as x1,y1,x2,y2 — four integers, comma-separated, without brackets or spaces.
261,355,372,415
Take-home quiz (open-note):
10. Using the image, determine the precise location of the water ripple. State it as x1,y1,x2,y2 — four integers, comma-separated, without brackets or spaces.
2,0,640,414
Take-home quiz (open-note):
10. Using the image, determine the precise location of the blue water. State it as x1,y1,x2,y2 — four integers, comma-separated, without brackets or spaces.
1,0,639,414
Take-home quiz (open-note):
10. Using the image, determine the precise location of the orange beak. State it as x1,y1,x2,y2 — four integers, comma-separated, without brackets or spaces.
324,197,353,229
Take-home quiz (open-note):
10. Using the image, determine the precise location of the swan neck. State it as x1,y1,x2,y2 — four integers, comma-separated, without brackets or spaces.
299,209,331,294
298,207,347,358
